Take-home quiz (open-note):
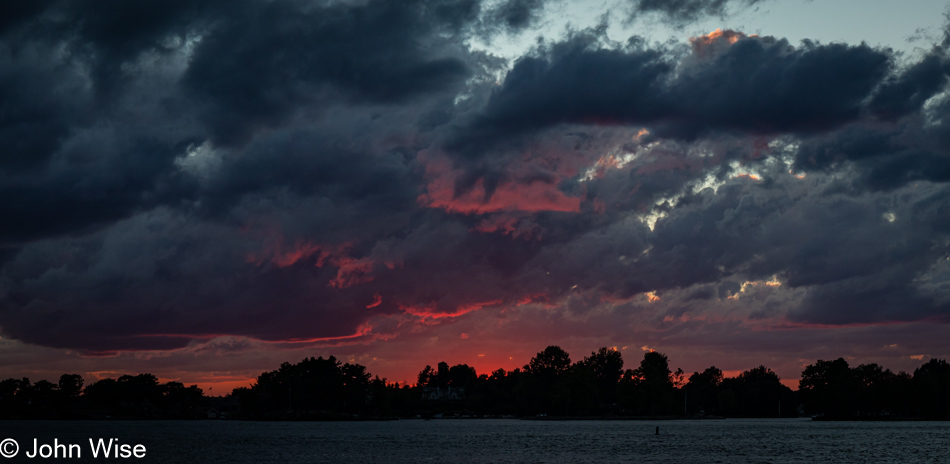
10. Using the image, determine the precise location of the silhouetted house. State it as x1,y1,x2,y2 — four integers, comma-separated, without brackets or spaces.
421,386,465,400
196,406,227,419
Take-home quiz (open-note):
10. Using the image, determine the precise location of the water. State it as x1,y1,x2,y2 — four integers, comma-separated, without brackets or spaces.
1,418,948,463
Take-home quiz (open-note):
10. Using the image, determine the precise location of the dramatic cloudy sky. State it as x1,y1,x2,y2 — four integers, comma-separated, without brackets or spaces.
3,0,950,392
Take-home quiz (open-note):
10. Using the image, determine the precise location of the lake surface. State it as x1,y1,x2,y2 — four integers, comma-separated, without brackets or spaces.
1,418,948,463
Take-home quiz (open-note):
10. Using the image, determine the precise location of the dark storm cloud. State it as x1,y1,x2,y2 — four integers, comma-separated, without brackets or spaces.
666,38,889,137
197,126,420,221
0,47,89,172
447,34,672,155
868,41,950,121
630,0,765,23
0,1,56,36
0,25,201,245
794,278,946,325
63,0,215,92
0,0,482,245
794,104,950,192
183,0,478,145
484,0,546,31
0,0,203,244
452,32,892,157
0,135,187,244
0,120,432,350
0,207,380,351
3,0,950,356
639,171,950,325
0,0,487,350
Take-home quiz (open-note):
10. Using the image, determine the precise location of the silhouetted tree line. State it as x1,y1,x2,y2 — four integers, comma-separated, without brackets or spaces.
3,349,949,420
0,373,206,419
229,356,415,419
424,347,798,418
799,357,950,419
228,347,948,420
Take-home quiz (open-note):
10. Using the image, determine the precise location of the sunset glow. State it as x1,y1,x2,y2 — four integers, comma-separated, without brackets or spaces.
0,0,948,406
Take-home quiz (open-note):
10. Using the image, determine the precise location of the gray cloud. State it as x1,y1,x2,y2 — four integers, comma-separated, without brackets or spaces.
483,0,546,32
629,0,766,24
451,30,892,159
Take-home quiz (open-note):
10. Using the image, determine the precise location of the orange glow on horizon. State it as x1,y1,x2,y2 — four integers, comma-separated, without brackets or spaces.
780,378,799,391
194,378,257,397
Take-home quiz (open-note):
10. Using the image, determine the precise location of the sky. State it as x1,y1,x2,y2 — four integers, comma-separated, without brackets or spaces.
2,0,950,394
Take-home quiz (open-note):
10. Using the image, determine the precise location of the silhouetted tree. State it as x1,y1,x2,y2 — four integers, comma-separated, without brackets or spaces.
82,374,167,418
417,365,435,387
799,358,856,418
522,346,572,414
366,376,399,417
524,346,572,378
686,366,722,415
619,351,676,415
83,378,119,406
561,363,598,415
913,358,950,419
236,356,372,418
880,370,914,417
58,374,84,399
0,378,31,418
720,366,795,417
447,364,477,389
474,368,522,415
160,382,204,417
436,362,450,388
417,362,476,398
577,347,624,406
851,363,903,417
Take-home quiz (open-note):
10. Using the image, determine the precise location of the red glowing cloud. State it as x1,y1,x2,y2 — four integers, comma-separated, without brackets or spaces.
690,29,751,56
248,239,378,289
472,213,542,239
417,154,582,214
328,256,375,289
401,299,504,320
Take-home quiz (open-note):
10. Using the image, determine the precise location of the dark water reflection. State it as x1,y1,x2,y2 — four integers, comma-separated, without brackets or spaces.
2,418,947,463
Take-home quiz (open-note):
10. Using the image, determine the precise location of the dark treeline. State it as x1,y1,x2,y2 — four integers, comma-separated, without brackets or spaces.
2,347,949,420
0,373,206,419
800,357,950,419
